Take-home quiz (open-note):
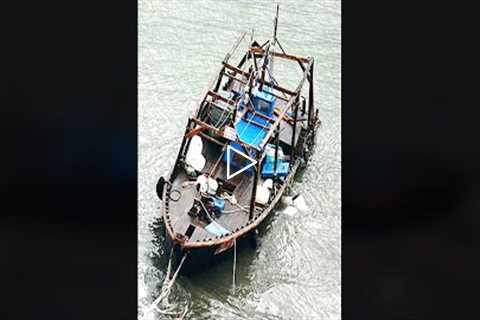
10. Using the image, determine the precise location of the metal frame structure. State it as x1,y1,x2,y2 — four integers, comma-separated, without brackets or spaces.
163,6,319,249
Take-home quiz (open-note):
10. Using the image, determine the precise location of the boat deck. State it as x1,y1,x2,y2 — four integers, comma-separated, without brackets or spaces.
165,54,309,245
167,115,305,244
168,142,255,242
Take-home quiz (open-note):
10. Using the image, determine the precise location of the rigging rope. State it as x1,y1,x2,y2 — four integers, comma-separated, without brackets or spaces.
232,238,237,295
150,248,189,317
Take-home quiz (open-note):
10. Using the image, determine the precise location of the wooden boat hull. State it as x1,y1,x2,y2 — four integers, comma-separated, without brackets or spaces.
154,19,321,273
161,119,320,274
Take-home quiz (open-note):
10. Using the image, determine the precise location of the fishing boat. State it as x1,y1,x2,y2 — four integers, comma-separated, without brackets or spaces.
155,6,320,271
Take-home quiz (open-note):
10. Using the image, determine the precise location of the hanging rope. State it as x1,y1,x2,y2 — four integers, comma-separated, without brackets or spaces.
232,238,237,295
150,249,189,317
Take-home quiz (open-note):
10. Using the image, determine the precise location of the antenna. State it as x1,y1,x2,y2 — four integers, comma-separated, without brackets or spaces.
260,4,279,92
273,4,279,46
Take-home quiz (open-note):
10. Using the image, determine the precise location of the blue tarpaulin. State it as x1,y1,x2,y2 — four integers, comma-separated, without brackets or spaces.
235,113,268,148
205,221,230,236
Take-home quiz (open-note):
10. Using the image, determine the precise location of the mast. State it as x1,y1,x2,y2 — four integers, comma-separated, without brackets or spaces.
270,4,279,77
273,4,279,44
259,4,279,92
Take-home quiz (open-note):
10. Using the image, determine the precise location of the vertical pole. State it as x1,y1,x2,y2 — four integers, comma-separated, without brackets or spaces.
214,67,225,92
248,71,253,101
301,96,306,116
171,118,192,182
259,45,269,92
274,124,280,176
251,50,258,73
250,29,259,74
232,104,238,124
308,60,314,128
183,119,194,154
290,96,299,167
249,153,260,220
273,4,279,44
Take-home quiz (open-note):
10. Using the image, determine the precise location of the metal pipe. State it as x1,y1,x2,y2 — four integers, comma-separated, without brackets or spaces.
290,96,299,167
249,153,260,220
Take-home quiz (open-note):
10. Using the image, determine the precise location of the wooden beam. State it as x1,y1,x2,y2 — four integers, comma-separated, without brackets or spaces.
197,132,224,147
207,91,235,105
223,71,248,85
223,62,249,77
185,125,207,139
222,72,289,102
190,117,261,152
261,79,296,96
249,47,309,64
273,108,294,124
223,62,296,97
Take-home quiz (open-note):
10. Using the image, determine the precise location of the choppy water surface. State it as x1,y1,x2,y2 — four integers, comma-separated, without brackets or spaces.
139,1,340,319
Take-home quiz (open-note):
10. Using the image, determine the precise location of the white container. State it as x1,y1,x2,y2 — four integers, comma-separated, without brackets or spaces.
263,179,273,189
189,134,203,153
207,177,218,195
185,135,205,171
186,153,206,172
255,185,270,205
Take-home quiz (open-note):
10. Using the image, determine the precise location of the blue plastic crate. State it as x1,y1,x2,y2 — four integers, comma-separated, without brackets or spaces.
261,160,290,178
